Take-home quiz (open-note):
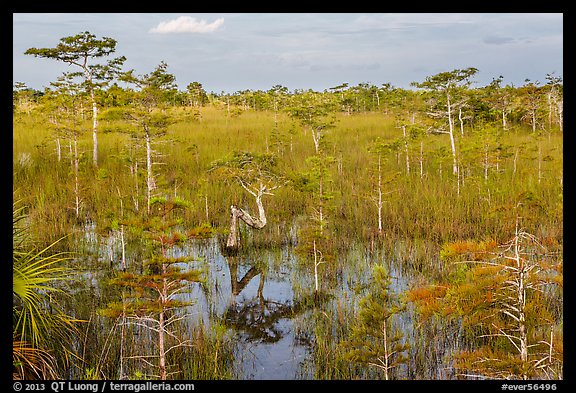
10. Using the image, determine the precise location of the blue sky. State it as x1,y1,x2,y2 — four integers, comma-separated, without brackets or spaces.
13,13,563,93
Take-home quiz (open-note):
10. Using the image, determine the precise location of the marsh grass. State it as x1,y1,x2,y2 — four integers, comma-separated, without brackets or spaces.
14,108,562,248
13,103,562,379
173,320,237,380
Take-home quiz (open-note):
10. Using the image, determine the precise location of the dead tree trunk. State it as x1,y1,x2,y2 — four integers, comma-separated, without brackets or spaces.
226,182,271,249
226,206,241,249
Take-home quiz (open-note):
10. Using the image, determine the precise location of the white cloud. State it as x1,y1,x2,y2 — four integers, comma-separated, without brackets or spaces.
150,16,224,34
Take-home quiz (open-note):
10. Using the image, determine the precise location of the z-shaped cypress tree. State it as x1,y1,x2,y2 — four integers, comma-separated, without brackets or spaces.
209,151,284,250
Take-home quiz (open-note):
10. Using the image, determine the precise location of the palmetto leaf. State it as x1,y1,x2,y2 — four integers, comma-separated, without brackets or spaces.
13,242,76,348
13,198,80,358
13,340,59,380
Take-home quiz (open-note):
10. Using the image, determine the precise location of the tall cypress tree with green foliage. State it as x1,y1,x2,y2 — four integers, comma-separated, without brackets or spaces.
25,31,125,166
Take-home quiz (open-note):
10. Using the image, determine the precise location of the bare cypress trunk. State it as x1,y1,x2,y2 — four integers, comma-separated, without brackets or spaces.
133,160,139,212
56,138,61,162
459,107,465,137
158,305,166,380
119,195,126,270
383,318,389,380
377,154,383,235
548,92,553,130
119,300,127,380
447,93,458,175
226,206,240,249
312,126,321,154
51,116,62,162
556,100,563,131
484,144,489,181
548,330,554,366
74,133,80,218
69,139,73,167
145,128,154,215
158,257,168,380
512,223,528,379
92,92,98,166
83,66,98,167
402,125,410,174
226,180,280,249
226,194,267,249
313,240,320,293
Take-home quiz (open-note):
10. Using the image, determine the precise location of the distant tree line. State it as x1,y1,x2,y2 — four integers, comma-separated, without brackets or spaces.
14,69,563,134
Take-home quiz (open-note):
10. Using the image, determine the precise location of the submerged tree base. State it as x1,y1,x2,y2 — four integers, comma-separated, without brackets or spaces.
226,204,267,249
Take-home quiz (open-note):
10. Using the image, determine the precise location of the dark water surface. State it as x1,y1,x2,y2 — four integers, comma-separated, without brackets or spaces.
181,239,313,379
76,225,456,380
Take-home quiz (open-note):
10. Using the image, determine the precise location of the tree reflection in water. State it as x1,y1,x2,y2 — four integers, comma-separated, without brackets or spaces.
222,255,324,344
223,256,292,343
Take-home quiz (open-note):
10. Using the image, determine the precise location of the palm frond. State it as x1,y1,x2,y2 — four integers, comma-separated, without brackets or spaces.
13,340,59,380
12,197,80,364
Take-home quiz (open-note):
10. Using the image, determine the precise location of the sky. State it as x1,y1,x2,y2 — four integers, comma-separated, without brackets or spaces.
12,13,563,93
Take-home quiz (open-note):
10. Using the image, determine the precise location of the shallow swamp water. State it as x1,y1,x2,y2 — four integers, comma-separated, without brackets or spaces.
69,223,462,380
